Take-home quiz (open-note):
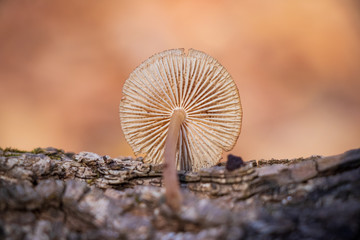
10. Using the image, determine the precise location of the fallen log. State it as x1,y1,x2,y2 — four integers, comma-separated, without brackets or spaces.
0,147,359,239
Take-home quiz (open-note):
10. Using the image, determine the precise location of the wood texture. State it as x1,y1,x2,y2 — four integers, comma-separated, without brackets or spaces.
1,147,359,239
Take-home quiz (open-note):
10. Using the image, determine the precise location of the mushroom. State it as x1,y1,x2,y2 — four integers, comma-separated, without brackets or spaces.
120,49,242,210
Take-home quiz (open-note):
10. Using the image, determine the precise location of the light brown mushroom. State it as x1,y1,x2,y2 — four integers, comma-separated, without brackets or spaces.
120,49,242,210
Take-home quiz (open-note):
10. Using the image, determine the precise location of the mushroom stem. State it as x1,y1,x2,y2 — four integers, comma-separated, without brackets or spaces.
164,108,186,211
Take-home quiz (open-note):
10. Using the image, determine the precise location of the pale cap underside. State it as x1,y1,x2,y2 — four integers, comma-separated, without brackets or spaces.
120,49,242,171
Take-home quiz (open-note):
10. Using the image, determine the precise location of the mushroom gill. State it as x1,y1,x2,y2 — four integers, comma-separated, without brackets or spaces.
120,48,242,171
120,48,242,210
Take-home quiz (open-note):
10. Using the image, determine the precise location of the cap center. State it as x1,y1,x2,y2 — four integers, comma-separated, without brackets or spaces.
172,108,186,123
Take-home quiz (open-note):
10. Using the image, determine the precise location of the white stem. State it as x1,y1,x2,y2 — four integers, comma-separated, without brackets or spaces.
163,109,186,211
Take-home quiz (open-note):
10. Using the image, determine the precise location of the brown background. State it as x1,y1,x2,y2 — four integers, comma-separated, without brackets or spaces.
1,0,359,161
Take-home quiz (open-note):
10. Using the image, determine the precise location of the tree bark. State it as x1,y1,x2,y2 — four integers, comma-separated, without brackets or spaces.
0,147,359,239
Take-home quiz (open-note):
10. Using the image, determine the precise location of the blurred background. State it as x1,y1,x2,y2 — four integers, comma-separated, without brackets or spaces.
1,0,359,161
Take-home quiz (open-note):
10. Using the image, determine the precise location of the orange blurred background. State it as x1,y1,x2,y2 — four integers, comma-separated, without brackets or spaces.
1,0,359,161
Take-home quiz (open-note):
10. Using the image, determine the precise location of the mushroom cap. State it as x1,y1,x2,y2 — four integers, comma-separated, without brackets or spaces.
120,49,242,171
